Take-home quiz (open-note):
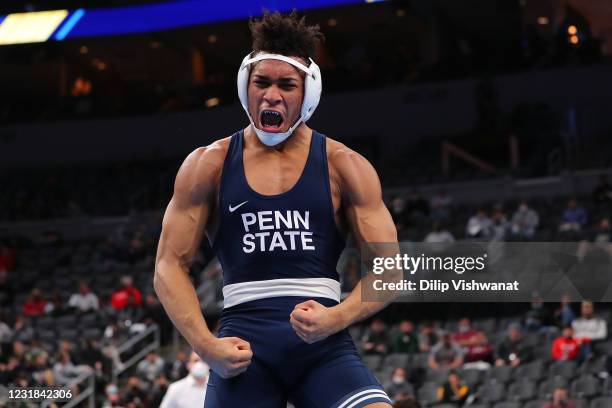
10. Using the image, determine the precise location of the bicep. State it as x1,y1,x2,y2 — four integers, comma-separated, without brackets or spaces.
157,150,214,268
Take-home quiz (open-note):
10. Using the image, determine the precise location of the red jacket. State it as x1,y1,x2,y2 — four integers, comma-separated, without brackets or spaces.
551,336,580,361
111,287,142,310
22,299,47,317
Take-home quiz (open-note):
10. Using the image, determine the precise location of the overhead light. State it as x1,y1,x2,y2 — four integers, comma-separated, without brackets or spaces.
327,18,337,27
537,17,549,25
205,97,220,108
569,35,579,45
567,25,577,35
207,35,217,44
79,45,88,54
0,10,68,45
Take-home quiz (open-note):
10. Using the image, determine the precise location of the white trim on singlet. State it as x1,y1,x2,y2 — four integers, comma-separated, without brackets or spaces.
222,278,341,308
337,389,391,408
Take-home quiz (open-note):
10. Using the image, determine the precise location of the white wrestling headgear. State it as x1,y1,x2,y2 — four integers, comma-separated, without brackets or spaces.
237,52,322,146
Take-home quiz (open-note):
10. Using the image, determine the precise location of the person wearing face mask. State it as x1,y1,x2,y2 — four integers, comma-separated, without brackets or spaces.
384,368,415,401
160,351,209,408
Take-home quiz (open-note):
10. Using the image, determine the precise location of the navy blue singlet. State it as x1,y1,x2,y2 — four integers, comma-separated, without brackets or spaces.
213,129,345,308
204,130,391,408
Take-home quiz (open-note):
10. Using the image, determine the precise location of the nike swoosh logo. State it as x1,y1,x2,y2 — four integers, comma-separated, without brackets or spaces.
229,201,248,213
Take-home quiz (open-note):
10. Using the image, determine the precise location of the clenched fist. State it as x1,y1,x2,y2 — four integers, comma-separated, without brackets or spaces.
289,300,345,344
199,337,252,379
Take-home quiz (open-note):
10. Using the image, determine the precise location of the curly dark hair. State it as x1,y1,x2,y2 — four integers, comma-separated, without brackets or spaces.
249,11,324,59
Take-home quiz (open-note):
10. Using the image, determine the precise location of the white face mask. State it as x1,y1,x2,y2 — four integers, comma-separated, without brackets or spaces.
190,361,208,380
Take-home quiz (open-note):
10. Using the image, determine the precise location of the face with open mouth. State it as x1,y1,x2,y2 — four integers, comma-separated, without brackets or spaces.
247,57,306,134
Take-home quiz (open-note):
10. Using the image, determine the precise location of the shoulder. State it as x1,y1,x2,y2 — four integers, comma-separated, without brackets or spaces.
173,136,233,203
325,137,376,177
178,137,232,182
325,136,381,202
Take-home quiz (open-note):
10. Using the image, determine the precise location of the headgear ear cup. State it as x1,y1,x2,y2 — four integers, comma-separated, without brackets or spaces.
300,57,322,122
236,52,322,146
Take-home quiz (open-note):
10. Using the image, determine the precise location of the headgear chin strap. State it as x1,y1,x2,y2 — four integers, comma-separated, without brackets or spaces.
237,52,322,146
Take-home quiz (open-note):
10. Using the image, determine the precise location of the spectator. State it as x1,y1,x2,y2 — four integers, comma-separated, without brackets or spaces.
592,174,612,204
451,318,493,364
137,351,165,383
551,326,581,361
78,339,107,376
511,200,539,240
12,316,34,344
68,281,99,313
437,370,469,405
524,295,554,332
30,350,55,386
22,288,47,317
592,217,612,243
44,291,70,317
495,323,532,367
166,349,189,382
491,204,509,241
424,222,455,244
465,208,492,239
572,300,607,357
430,189,453,221
554,294,575,328
428,332,464,371
161,351,209,408
385,367,414,402
110,276,142,311
0,355,22,385
53,351,92,386
103,383,122,407
361,318,390,355
542,386,576,408
393,320,419,354
418,321,439,353
559,198,587,232
123,376,148,406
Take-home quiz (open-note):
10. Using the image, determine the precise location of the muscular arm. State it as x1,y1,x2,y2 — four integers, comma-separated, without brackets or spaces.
330,147,400,327
154,147,218,351
155,143,252,378
290,144,400,343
